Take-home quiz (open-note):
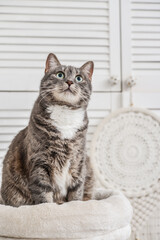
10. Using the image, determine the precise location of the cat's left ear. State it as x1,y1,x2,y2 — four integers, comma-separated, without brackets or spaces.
80,61,94,81
45,53,61,73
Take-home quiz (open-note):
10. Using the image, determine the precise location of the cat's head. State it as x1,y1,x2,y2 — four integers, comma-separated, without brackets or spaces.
40,53,94,108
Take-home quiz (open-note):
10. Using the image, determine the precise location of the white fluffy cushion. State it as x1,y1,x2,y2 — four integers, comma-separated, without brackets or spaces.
0,190,132,240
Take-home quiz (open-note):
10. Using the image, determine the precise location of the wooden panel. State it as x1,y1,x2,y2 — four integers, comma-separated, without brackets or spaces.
0,0,121,92
121,0,160,92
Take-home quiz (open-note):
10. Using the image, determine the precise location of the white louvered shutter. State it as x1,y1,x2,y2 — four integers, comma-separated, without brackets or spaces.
0,0,121,183
121,0,160,111
121,1,160,239
121,0,160,106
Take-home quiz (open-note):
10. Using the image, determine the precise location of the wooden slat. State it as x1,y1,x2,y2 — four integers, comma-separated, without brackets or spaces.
132,33,160,40
132,0,160,3
133,69,160,74
132,40,160,47
0,151,6,158
133,47,160,54
0,52,109,61
0,22,109,31
0,134,15,142
0,0,108,9
132,11,160,18
132,55,160,61
0,142,11,150
0,14,108,24
0,45,109,54
0,29,108,39
132,3,160,10
132,18,160,25
132,25,160,33
0,110,30,118
133,62,160,69
0,37,109,46
0,68,110,76
0,6,108,16
0,126,24,134
0,119,28,126
0,60,108,69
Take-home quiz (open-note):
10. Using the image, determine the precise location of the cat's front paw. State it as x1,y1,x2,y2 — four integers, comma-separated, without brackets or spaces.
83,197,91,201
56,200,65,205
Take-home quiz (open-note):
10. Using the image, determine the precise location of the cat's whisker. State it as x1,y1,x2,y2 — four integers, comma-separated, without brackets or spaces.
40,87,53,90
79,93,88,104
39,91,52,104
40,90,51,97
40,89,53,93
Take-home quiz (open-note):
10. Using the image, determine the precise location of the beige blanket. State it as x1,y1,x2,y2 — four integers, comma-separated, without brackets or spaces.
0,190,132,240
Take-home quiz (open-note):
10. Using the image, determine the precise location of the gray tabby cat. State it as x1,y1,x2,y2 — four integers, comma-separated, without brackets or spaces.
1,53,95,207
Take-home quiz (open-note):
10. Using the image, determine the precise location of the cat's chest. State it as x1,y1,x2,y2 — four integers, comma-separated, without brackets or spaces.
47,105,85,139
54,161,72,197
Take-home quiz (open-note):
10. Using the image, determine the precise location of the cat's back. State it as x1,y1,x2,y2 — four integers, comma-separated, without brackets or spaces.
1,126,33,206
3,126,28,167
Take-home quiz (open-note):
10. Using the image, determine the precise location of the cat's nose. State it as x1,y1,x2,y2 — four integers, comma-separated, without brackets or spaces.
66,80,73,86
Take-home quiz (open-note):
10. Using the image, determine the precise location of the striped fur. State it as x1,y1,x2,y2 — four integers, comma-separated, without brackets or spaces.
1,53,95,207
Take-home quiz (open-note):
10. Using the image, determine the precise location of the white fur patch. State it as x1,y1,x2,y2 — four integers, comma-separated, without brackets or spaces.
54,161,72,197
47,105,85,139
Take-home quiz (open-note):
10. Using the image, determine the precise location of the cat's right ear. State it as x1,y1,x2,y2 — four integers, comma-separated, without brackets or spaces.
45,53,61,73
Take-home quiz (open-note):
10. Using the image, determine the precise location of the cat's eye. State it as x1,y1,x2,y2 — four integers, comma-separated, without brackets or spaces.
56,72,65,79
75,75,83,82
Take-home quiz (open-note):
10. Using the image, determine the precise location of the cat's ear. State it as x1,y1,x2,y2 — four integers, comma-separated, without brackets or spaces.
80,61,94,81
45,53,61,73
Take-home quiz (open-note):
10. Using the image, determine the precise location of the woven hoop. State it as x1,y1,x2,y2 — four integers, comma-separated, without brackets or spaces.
90,107,160,237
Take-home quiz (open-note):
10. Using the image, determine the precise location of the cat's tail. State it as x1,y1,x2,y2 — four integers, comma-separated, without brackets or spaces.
93,187,123,200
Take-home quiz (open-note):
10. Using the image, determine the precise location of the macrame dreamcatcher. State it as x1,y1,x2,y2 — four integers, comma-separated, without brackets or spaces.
90,78,160,240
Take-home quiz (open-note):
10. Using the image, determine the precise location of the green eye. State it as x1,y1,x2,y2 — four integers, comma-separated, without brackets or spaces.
75,75,83,82
56,72,65,79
